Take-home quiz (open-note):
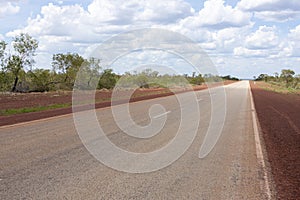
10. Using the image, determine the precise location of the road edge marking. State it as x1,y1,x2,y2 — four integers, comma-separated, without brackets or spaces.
248,81,272,200
153,111,171,119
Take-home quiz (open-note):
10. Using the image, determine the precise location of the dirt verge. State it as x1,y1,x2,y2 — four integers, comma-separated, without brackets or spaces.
250,81,300,200
0,81,235,126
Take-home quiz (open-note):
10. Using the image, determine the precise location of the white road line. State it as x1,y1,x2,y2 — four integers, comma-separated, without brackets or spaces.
249,82,272,200
197,99,203,101
153,111,171,119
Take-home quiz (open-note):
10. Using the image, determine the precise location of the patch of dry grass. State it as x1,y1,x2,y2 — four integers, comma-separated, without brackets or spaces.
255,81,300,95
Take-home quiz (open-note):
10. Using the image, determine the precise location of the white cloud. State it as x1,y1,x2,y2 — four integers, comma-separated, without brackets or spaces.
5,0,252,53
254,10,300,22
234,47,269,57
200,42,217,50
7,0,195,40
233,25,283,58
136,0,194,24
237,0,300,11
182,0,251,29
87,0,194,25
216,57,225,64
3,0,300,77
7,3,88,37
87,0,137,25
214,26,253,52
238,0,300,22
4,0,196,69
289,25,300,40
0,1,20,17
286,25,300,57
245,25,279,49
166,0,254,53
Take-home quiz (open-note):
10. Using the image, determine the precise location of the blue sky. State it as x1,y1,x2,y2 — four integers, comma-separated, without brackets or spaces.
1,0,300,79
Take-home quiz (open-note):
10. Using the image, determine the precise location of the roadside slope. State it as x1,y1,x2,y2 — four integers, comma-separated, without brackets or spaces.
250,81,300,199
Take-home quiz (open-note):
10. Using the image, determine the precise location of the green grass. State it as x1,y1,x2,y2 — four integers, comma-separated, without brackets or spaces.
0,103,71,116
258,81,300,95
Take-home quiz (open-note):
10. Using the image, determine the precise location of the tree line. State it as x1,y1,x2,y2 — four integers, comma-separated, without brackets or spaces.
255,69,300,89
0,33,238,93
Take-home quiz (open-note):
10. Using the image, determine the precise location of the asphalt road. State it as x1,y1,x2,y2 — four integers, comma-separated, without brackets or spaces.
0,81,269,199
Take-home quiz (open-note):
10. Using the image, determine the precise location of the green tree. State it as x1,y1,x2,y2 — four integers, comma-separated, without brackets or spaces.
75,57,102,90
0,71,14,92
28,69,54,92
280,69,295,87
222,75,239,81
256,74,269,81
98,69,119,89
0,41,12,91
5,33,38,92
294,74,300,89
0,41,7,68
190,73,205,85
52,53,85,90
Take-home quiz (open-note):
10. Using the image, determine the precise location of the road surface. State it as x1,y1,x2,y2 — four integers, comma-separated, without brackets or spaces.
0,81,270,199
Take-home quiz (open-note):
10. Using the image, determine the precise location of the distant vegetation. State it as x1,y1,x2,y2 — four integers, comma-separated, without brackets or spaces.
255,69,300,90
0,33,238,93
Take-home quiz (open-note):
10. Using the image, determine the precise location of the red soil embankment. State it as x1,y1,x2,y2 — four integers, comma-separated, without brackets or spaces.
0,81,235,126
250,81,300,200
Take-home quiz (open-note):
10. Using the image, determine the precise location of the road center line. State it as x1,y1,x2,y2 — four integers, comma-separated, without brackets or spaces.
153,111,171,119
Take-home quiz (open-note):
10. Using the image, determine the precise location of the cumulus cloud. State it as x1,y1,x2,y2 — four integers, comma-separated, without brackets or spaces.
87,0,137,25
136,0,194,24
233,25,282,57
0,1,20,17
237,0,300,11
5,0,196,69
254,10,300,22
4,0,299,76
234,47,269,57
7,3,85,36
289,25,300,40
214,26,253,52
237,0,300,22
87,0,194,25
5,0,254,60
182,0,251,29
245,25,279,49
286,25,300,57
6,3,102,45
7,0,195,39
